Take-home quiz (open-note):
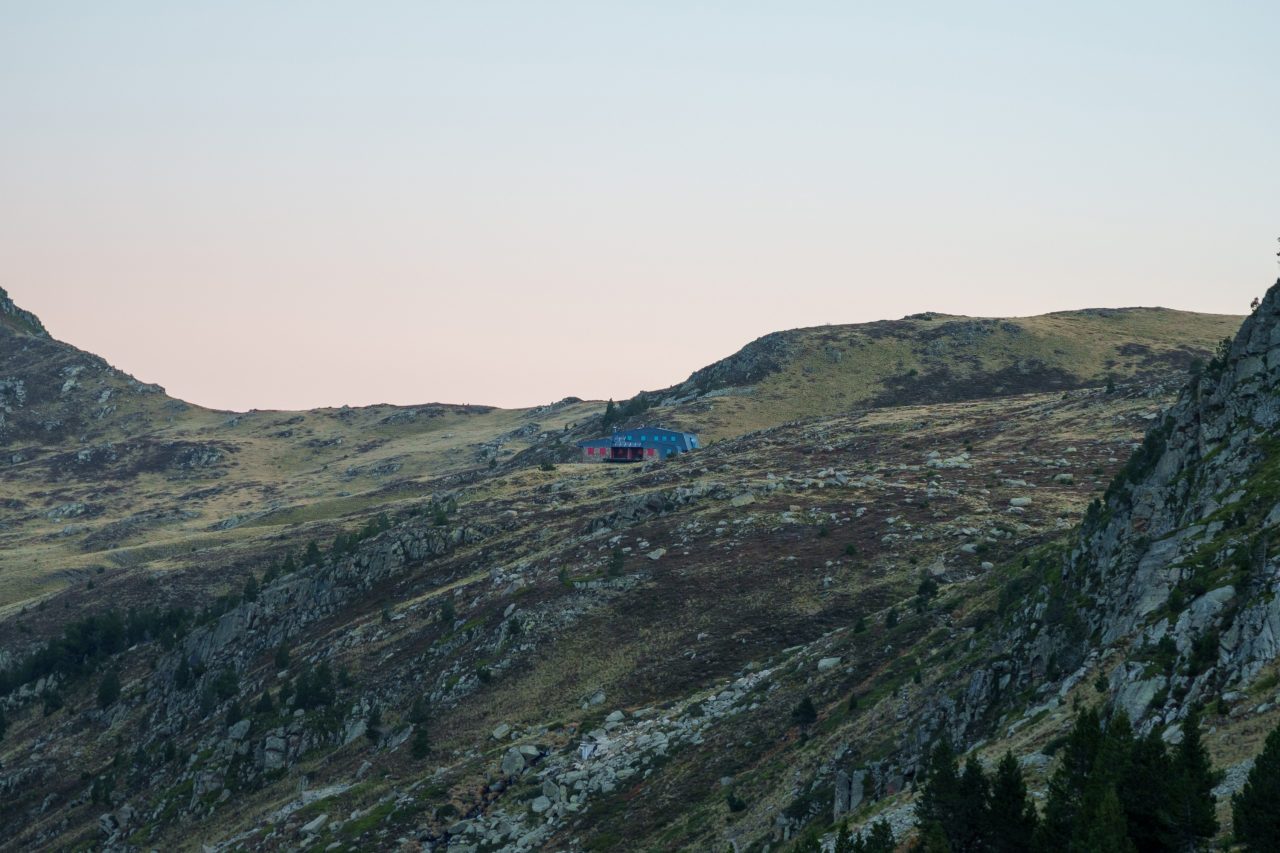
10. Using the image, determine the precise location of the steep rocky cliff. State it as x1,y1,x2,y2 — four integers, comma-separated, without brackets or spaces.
1065,278,1280,724
1010,279,1280,713
823,281,1280,834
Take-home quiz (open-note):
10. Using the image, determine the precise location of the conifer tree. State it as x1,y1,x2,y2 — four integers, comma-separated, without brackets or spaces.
1038,707,1103,849
1168,705,1217,849
919,821,952,852
97,669,121,709
987,751,1037,852
1119,731,1175,853
792,696,817,728
953,757,991,852
1234,721,1280,850
861,820,895,853
1077,786,1136,853
411,725,431,759
834,823,854,853
174,655,192,689
916,740,962,846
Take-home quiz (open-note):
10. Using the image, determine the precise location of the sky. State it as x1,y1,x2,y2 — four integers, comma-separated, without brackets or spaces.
1,2,1277,411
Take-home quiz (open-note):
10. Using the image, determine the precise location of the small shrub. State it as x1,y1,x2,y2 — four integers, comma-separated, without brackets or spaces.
792,696,817,727
411,726,431,759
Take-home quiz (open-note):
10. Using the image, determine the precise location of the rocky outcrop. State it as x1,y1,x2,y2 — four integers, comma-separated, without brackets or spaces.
832,280,1280,820
1049,280,1280,722
0,286,49,338
0,289,176,442
669,330,797,398
168,519,483,677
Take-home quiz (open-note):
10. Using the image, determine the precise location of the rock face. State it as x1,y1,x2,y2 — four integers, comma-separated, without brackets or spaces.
670,329,797,398
0,287,175,442
1053,280,1280,719
1002,283,1280,724
0,286,49,338
830,279,1280,817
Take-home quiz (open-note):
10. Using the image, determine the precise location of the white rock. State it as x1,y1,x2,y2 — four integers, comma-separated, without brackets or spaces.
301,814,328,834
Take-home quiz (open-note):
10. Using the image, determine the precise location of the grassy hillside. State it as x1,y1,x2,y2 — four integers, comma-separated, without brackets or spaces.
646,308,1242,439
0,297,1238,611
0,289,1266,852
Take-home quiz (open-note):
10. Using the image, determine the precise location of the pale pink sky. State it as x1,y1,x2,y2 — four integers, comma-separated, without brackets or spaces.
2,3,1277,411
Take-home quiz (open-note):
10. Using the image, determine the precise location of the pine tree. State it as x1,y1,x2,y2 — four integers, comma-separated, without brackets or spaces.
1118,730,1174,853
1234,722,1280,850
411,725,431,759
1167,705,1217,849
792,696,817,727
917,740,961,844
274,642,291,670
0,704,7,741
1038,708,1103,849
920,821,952,852
862,820,895,853
953,757,991,852
243,573,259,603
987,751,1037,852
1076,785,1136,853
254,690,274,714
97,669,121,709
792,830,823,852
174,656,192,690
834,823,854,853
303,541,322,567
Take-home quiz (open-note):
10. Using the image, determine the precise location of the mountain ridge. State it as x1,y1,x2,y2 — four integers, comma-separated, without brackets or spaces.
1,282,1277,851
